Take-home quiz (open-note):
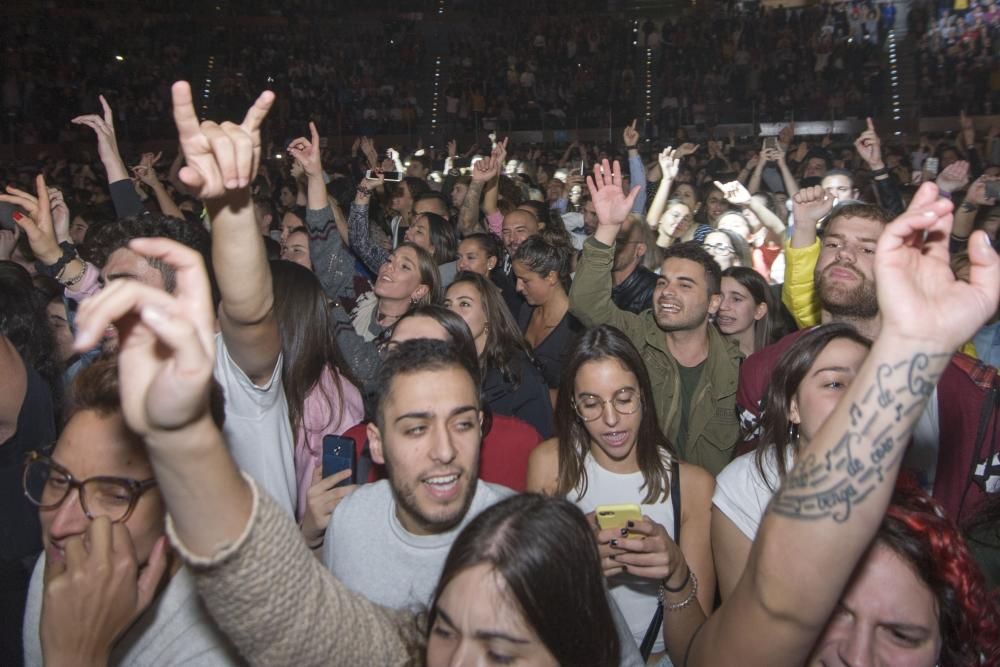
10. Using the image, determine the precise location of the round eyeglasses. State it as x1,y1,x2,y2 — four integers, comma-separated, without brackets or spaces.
23,451,157,524
572,389,641,422
703,242,735,256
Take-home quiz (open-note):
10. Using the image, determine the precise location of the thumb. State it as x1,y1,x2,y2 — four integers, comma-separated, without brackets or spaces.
713,180,726,191
624,184,642,209
136,536,169,612
907,181,941,211
967,231,1000,304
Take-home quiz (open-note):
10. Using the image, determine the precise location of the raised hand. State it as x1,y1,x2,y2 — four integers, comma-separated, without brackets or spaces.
714,179,752,206
876,182,999,351
40,520,167,667
658,147,681,180
793,141,809,163
936,160,970,194
778,122,794,147
965,175,999,207
73,238,216,438
471,138,507,182
71,95,124,178
676,142,699,159
286,122,324,177
854,117,884,169
791,185,834,225
623,118,640,147
586,158,641,232
172,81,273,198
46,186,71,244
447,139,458,159
0,175,62,264
359,137,378,169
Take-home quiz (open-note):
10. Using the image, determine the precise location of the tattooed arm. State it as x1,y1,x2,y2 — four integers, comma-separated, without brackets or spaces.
686,182,1000,667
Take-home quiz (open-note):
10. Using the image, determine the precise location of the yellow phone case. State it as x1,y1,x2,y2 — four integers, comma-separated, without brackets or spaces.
595,503,643,538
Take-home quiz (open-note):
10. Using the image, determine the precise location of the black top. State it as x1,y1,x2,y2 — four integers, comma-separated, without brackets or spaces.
611,265,659,314
482,352,555,438
0,358,54,563
517,305,585,390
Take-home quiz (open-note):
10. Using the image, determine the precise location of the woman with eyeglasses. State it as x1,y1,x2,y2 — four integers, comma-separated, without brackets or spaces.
702,228,751,271
21,357,242,666
526,325,716,665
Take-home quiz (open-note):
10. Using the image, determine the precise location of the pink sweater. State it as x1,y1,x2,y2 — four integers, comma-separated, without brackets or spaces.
294,366,364,519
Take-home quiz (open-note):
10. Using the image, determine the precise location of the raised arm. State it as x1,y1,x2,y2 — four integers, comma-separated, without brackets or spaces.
133,152,184,219
715,180,786,236
623,120,647,214
855,118,904,217
645,148,680,230
569,160,646,339
346,174,391,274
72,96,143,219
789,185,833,249
687,183,1000,667
458,143,504,236
173,81,279,385
952,174,998,249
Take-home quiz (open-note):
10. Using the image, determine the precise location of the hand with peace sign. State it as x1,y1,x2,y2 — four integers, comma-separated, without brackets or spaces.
171,81,274,199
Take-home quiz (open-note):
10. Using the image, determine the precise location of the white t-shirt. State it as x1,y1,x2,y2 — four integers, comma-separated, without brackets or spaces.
214,334,297,516
24,555,243,666
713,447,794,540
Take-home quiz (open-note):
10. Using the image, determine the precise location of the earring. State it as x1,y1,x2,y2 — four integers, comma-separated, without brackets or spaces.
787,422,800,445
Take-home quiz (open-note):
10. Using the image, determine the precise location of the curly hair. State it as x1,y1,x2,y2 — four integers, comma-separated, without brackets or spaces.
80,214,213,295
881,481,1000,667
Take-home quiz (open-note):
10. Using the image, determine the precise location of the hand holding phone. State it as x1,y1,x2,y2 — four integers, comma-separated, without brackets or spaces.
322,435,356,487
366,169,402,182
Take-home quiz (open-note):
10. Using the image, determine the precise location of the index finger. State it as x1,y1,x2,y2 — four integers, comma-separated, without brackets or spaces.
99,95,113,125
87,515,115,563
34,175,51,220
309,121,320,146
241,90,275,133
171,81,202,141
867,117,876,132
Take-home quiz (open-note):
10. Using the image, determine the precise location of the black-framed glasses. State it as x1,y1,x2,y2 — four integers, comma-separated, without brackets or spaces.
572,388,641,422
23,451,158,524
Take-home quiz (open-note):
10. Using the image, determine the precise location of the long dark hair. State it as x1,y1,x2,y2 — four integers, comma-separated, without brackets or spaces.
447,272,534,387
270,260,354,443
417,212,458,265
395,305,479,373
756,323,872,489
880,482,1000,667
720,266,781,354
554,325,675,504
428,493,620,667
0,261,63,420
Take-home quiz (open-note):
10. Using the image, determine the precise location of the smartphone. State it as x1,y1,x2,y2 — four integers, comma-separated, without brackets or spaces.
763,136,779,151
924,157,939,177
595,503,643,538
0,202,22,232
452,157,471,169
986,181,1000,200
322,435,356,487
579,160,585,176
366,169,403,182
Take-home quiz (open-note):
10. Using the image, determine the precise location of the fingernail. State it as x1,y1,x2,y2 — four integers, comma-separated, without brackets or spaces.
226,179,239,189
923,210,936,218
984,233,994,250
622,565,628,572
12,211,23,221
620,527,628,536
627,520,635,528
610,539,618,547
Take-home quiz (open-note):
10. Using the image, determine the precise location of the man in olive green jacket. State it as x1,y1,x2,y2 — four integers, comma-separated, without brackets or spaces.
569,160,743,475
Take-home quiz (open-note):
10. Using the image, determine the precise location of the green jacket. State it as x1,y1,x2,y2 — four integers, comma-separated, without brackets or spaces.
569,238,743,475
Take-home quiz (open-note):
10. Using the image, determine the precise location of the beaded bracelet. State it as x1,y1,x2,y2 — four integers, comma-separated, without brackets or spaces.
659,570,699,612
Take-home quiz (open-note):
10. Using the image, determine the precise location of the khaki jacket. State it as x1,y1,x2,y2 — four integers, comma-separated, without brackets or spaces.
570,238,743,475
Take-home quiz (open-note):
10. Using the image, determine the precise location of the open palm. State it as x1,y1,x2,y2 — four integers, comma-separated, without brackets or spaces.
587,159,640,227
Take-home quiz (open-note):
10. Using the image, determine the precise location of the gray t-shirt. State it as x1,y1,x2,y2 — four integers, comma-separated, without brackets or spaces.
24,554,243,666
321,479,512,609
320,479,645,666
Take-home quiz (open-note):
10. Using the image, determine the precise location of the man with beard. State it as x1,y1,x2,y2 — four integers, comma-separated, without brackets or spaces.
320,339,513,608
735,185,1000,523
570,160,743,475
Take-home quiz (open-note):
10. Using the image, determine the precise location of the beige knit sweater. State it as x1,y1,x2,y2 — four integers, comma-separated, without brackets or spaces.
168,479,427,666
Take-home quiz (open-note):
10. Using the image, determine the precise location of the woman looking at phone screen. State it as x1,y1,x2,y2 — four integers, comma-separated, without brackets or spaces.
525,325,716,664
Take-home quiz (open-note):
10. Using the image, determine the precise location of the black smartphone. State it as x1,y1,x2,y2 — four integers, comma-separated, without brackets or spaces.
0,202,22,232
322,435,356,486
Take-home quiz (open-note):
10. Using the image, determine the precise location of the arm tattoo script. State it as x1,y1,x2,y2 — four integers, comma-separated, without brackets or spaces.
771,352,949,522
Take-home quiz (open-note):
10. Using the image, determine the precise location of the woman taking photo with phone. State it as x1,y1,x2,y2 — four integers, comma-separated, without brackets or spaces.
525,325,715,665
